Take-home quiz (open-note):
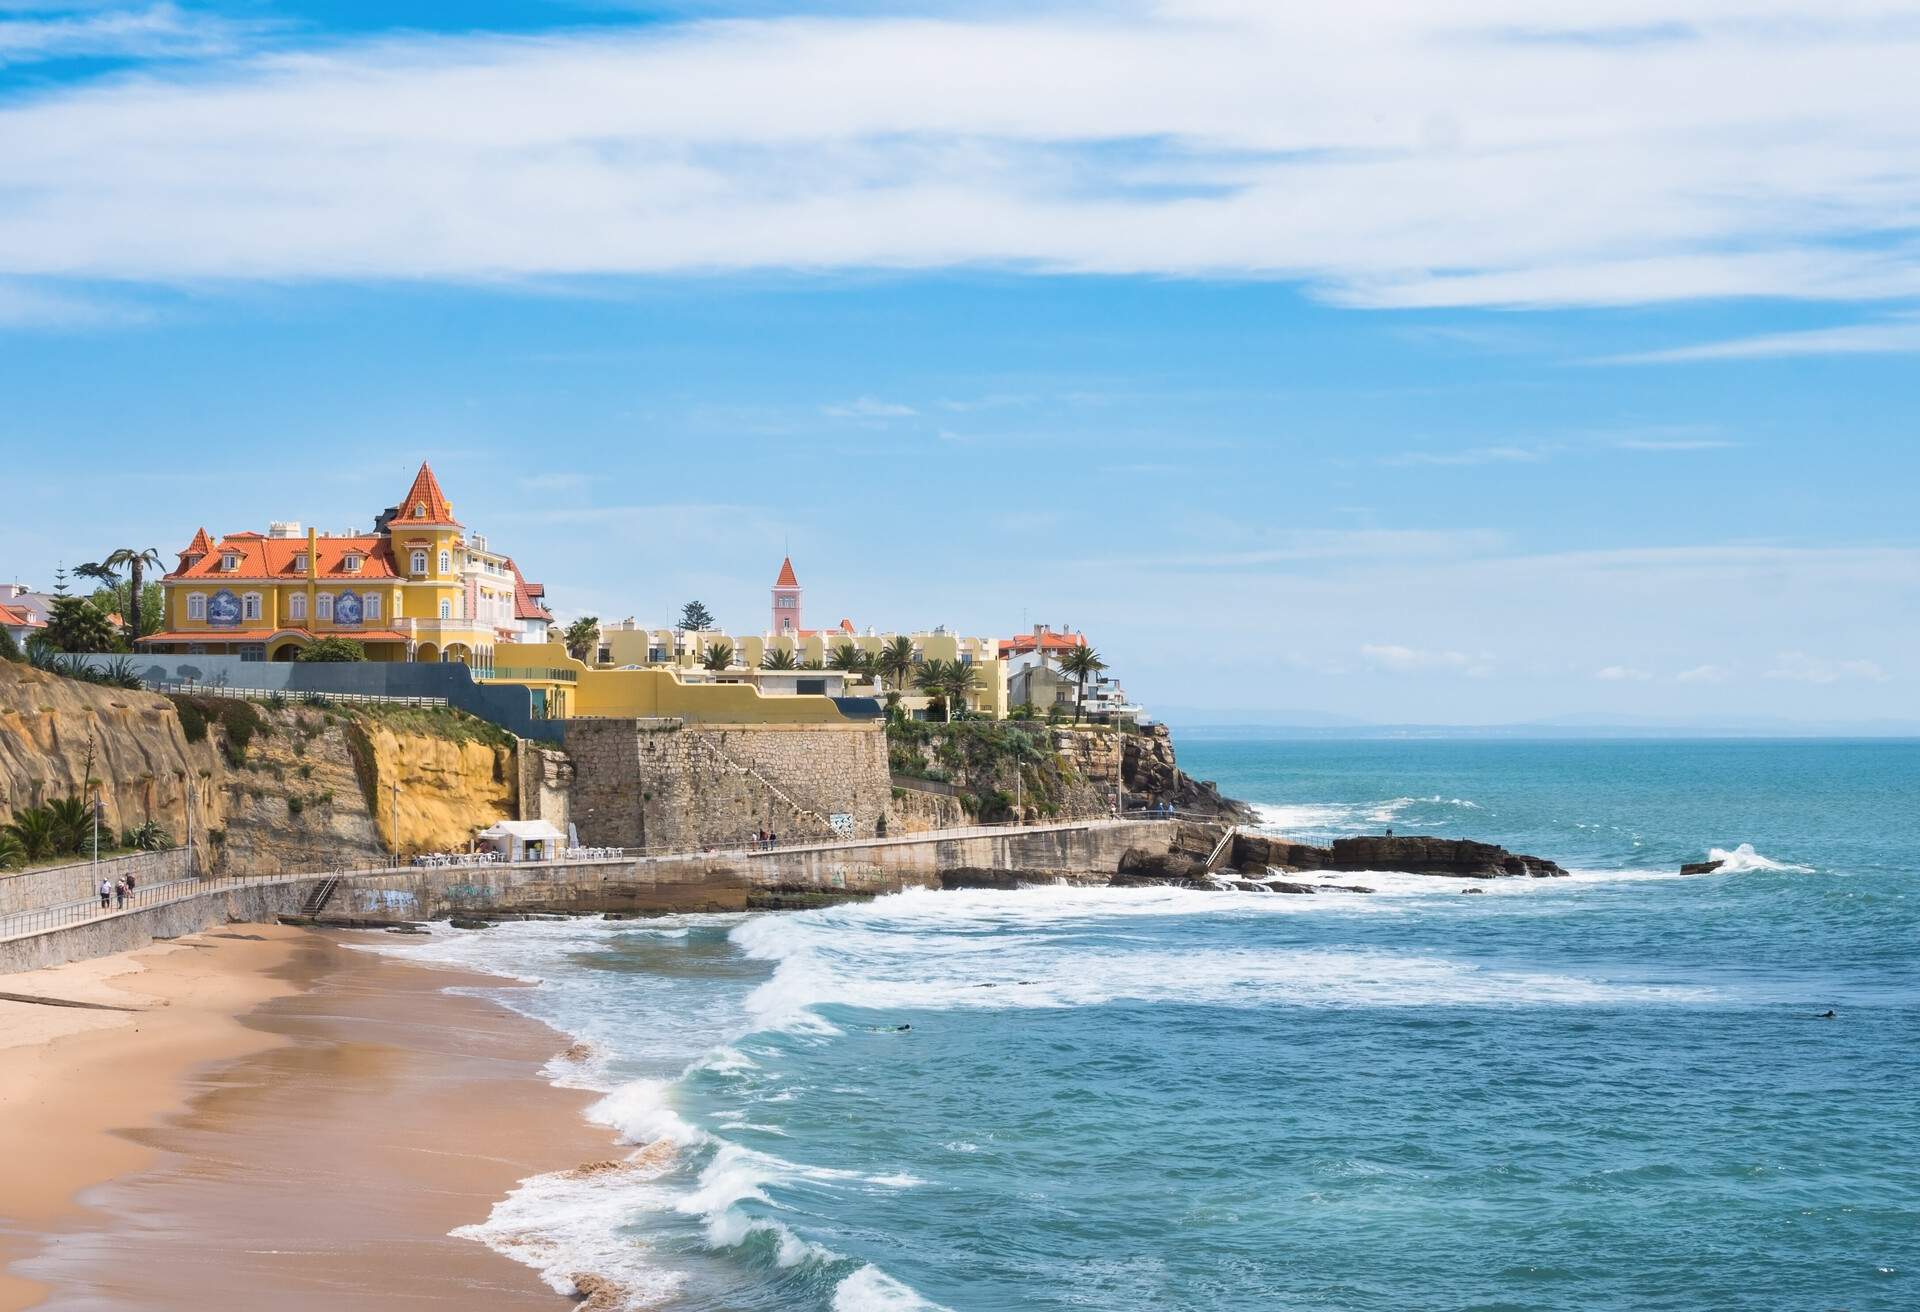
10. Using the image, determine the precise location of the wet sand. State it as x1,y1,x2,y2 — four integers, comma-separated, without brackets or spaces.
0,925,617,1310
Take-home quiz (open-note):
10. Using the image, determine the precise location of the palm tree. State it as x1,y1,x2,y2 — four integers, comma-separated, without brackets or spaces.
915,658,958,721
46,796,93,854
701,641,735,672
827,642,864,673
943,661,982,719
0,829,24,870
876,636,917,694
761,646,799,670
78,548,164,641
1058,645,1107,724
4,807,59,862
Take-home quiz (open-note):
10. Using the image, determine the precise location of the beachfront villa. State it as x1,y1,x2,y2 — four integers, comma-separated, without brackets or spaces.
137,463,553,664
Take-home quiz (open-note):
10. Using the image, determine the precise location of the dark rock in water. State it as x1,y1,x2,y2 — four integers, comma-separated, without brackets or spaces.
1116,848,1206,882
1263,880,1318,895
1459,887,1487,895
1680,859,1725,875
449,916,495,930
1325,884,1375,894
1229,832,1566,879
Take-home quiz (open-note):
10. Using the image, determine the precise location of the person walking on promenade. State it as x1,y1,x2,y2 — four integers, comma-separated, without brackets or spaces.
113,878,127,909
99,878,112,910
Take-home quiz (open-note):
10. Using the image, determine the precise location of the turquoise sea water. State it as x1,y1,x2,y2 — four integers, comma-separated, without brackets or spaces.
396,738,1920,1311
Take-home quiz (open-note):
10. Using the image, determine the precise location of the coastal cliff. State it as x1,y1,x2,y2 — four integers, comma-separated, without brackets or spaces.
0,664,527,873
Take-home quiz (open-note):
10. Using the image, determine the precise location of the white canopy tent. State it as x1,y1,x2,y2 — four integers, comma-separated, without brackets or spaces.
475,819,565,863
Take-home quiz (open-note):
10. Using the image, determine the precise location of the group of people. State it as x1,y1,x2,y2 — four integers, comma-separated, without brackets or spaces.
96,871,138,910
751,828,781,850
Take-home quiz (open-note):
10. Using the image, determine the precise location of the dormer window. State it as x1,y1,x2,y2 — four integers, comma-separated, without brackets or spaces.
222,553,239,571
343,553,362,572
293,553,307,572
413,503,425,518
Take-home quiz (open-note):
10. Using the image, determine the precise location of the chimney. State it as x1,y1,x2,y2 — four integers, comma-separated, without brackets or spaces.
307,527,319,580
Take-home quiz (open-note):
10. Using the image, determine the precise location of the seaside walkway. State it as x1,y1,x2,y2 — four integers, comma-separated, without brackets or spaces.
0,811,1216,972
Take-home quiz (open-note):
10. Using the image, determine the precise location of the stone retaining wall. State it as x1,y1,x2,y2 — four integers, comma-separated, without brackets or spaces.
0,879,315,974
0,848,193,916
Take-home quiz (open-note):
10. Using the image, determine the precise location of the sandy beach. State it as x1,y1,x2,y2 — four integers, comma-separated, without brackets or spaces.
0,924,617,1311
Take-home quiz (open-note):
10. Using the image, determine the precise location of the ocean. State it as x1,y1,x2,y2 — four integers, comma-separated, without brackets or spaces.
382,737,1920,1311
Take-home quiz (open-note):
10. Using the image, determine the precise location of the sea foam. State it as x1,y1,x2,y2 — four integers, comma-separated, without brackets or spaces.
1706,843,1815,874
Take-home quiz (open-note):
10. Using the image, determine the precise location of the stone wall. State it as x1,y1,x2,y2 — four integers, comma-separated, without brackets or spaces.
0,879,317,974
516,744,574,835
0,848,192,915
566,719,891,851
330,858,745,921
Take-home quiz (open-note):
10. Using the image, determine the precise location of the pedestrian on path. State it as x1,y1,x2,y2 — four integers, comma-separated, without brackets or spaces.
113,878,127,909
99,878,112,909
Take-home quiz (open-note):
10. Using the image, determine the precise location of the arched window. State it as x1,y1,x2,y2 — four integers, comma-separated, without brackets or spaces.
439,600,452,620
316,593,334,620
187,593,206,620
363,593,381,620
438,550,451,574
288,593,306,622
411,549,427,575
413,503,425,518
242,593,262,621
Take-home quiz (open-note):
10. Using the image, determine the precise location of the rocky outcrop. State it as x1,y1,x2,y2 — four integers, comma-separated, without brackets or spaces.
1118,725,1255,820
1229,832,1566,879
1679,859,1724,875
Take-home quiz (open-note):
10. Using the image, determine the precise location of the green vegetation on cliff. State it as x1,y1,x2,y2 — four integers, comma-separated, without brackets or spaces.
886,719,1081,822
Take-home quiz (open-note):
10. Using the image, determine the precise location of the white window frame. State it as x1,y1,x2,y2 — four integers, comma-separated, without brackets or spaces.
438,550,451,574
317,593,334,621
222,553,239,572
343,554,362,573
242,592,262,621
187,593,206,620
287,593,306,622
439,600,452,620
363,593,381,621
411,549,428,575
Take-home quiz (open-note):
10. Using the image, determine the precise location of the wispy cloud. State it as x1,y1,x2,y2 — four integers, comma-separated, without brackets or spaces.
1676,663,1731,684
1360,643,1493,677
823,397,917,420
1381,444,1549,467
1595,664,1652,681
2,4,1920,306
1765,651,1889,685
1593,314,1920,365
0,3,254,66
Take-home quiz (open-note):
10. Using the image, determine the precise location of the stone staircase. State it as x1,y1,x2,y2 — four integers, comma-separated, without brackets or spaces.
681,729,839,835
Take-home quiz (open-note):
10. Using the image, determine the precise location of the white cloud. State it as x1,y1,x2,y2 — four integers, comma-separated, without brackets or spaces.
823,397,917,420
1765,651,1890,684
2,3,1920,304
1676,663,1731,684
1594,313,1920,365
1381,445,1548,467
0,3,251,66
1595,664,1653,681
1361,643,1493,677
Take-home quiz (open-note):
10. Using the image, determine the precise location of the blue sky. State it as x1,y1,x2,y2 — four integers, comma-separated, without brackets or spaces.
2,1,1918,725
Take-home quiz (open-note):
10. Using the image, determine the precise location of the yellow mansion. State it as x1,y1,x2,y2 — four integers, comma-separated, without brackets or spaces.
139,464,552,664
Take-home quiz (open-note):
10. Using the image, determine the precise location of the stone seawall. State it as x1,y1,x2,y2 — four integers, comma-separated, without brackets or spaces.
330,859,747,920
0,879,317,974
566,719,891,851
0,848,193,915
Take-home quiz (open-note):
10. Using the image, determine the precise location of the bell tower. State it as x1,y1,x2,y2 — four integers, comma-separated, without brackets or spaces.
772,557,801,635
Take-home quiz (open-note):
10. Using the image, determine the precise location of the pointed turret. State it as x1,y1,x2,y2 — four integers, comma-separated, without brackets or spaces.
771,557,802,634
178,527,214,569
775,556,799,588
396,461,460,527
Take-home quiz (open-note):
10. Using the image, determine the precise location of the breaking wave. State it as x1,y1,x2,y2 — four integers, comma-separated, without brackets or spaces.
1705,843,1816,874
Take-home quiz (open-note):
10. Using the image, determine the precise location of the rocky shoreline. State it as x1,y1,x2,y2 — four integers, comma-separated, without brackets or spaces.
1112,830,1568,895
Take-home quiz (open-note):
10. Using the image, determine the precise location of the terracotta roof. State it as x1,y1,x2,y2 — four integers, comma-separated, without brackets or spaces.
505,558,553,621
178,527,214,562
999,630,1087,657
396,461,459,527
774,556,799,588
164,535,397,581
795,620,857,639
0,602,44,629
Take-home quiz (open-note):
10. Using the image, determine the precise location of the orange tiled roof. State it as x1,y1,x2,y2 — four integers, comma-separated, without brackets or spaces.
774,556,799,588
0,602,44,629
178,527,215,562
506,558,552,621
164,535,397,581
795,620,857,639
396,461,459,526
999,630,1087,657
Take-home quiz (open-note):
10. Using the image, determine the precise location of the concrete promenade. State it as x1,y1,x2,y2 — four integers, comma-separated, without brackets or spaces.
0,815,1200,974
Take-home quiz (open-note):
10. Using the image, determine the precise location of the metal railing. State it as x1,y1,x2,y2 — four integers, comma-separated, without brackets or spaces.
0,871,319,943
144,682,449,709
483,667,579,683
